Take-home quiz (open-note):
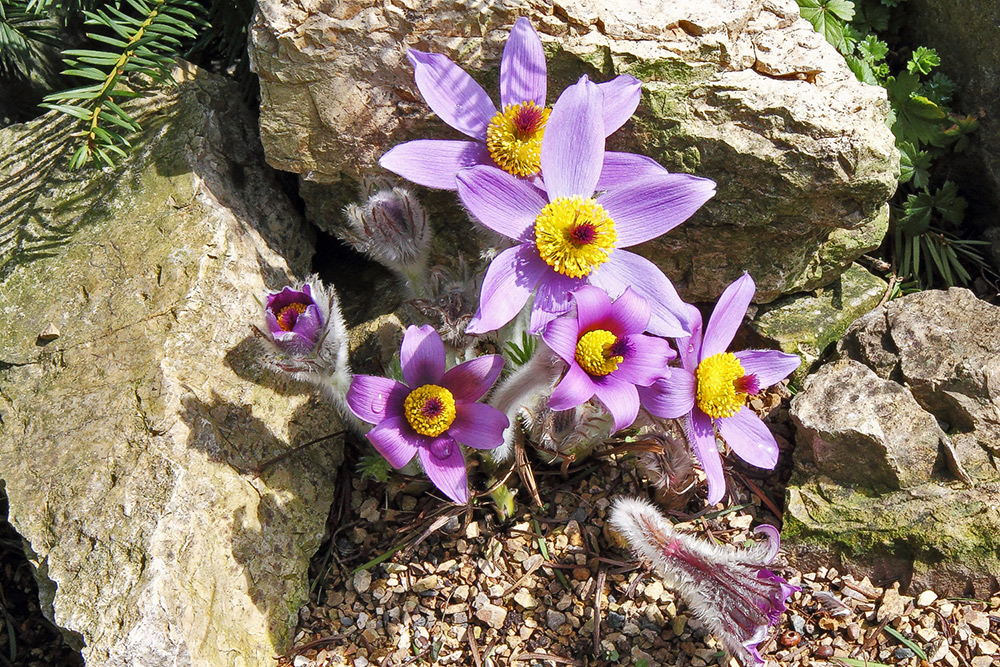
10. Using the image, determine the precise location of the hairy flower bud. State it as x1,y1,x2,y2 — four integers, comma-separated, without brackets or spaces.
609,497,798,665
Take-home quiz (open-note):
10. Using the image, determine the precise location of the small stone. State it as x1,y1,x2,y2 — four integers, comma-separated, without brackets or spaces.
572,567,590,581
818,617,840,631
971,658,995,667
293,657,309,667
928,637,949,663
475,604,507,629
412,575,439,594
976,638,998,656
672,615,687,636
607,611,625,630
353,570,372,594
513,589,537,609
894,647,915,660
465,521,480,539
965,609,991,634
877,584,912,623
915,627,938,642
943,650,960,667
38,322,60,342
790,614,806,634
938,602,955,618
354,658,370,667
846,623,862,641
623,622,641,636
546,609,567,631
556,593,573,611
780,631,801,647
916,590,938,607
814,646,834,658
644,581,665,602
359,498,379,523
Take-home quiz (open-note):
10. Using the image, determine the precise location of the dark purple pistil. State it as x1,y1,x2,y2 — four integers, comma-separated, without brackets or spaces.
735,373,761,395
275,302,308,332
513,105,544,136
608,337,629,359
569,222,597,246
421,398,444,418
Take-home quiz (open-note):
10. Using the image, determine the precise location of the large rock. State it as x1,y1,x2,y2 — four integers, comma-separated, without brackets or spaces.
248,0,898,302
786,289,1000,596
0,64,344,666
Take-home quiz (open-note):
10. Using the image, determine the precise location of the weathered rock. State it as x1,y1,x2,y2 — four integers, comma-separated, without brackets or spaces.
249,0,898,302
786,289,1000,596
839,288,1000,481
747,263,886,385
790,359,945,490
0,64,343,666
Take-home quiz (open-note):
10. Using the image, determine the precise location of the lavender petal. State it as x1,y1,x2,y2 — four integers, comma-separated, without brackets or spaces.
595,75,641,136
418,438,469,504
380,140,492,190
592,374,640,432
529,269,586,333
467,244,548,334
715,409,780,470
548,363,597,411
449,403,509,449
500,17,546,108
598,173,716,247
541,316,580,366
636,369,696,419
701,273,755,360
589,250,691,338
613,334,673,387
366,415,421,468
733,349,801,388
689,408,727,505
408,50,496,140
346,375,410,425
570,284,614,333
400,324,446,388
441,354,505,402
456,165,547,242
540,76,605,199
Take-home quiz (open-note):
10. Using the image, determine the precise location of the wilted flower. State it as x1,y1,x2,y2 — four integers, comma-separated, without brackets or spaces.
638,273,800,505
457,77,716,336
542,286,675,432
609,497,798,665
346,325,508,503
342,185,431,290
380,17,646,189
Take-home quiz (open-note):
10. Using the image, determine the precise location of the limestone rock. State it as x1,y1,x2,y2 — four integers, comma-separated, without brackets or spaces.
748,263,886,385
790,359,944,490
0,64,342,666
248,0,898,302
786,288,1000,595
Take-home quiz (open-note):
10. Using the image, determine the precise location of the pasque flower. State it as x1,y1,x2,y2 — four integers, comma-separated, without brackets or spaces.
456,76,716,336
346,325,508,503
380,17,649,189
610,497,799,665
265,282,325,355
542,286,675,432
638,274,800,504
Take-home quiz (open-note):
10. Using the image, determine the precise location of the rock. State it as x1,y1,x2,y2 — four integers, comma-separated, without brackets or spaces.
545,609,567,631
840,288,1000,481
917,590,938,607
643,580,665,603
971,658,995,667
965,609,991,635
412,575,440,594
474,603,507,629
248,0,898,302
747,263,886,385
353,570,372,595
790,358,945,490
877,585,913,623
0,64,343,666
513,589,537,609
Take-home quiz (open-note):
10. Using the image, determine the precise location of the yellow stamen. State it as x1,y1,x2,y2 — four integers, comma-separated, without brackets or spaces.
404,384,457,437
575,329,623,377
695,352,747,419
276,302,307,331
534,196,617,278
486,101,550,177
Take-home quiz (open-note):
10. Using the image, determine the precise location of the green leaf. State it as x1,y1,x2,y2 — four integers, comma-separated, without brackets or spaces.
922,72,957,105
897,141,932,188
797,0,855,51
907,46,940,75
834,658,894,667
887,72,947,145
901,191,934,236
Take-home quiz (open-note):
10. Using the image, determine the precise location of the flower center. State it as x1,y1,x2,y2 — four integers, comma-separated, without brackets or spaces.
695,352,757,419
575,329,625,377
403,384,457,437
486,101,550,177
275,302,308,331
534,196,617,278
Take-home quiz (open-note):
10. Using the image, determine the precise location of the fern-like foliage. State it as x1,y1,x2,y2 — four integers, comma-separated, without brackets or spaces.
0,0,58,79
40,0,206,169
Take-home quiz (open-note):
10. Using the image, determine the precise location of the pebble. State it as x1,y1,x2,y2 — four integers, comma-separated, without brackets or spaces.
928,637,949,663
359,498,379,523
814,645,834,658
971,658,995,667
412,575,439,594
846,623,862,641
917,590,938,607
293,657,309,667
976,638,998,656
607,611,625,630
965,609,991,634
790,614,806,634
514,589,538,609
643,581,665,602
894,647,916,660
916,626,938,642
353,658,369,667
877,585,912,623
352,570,372,594
474,603,507,629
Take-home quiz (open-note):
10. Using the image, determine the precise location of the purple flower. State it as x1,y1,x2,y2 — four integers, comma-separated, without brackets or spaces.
542,286,676,432
346,325,509,503
265,283,324,355
456,76,716,337
610,497,799,665
638,274,800,505
380,17,648,189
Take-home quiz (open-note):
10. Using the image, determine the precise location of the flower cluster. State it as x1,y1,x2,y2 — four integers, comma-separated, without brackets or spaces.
254,18,804,664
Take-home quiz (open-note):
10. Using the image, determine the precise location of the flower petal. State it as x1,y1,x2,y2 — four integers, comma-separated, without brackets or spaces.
675,304,704,372
408,50,496,140
456,165,547,242
500,17,546,108
598,173,716,247
548,363,597,411
637,368,696,419
442,354,504,402
449,403,509,449
715,409,780,470
467,245,547,334
733,349,801,388
400,324,446,387
541,316,580,366
593,374,640,432
529,269,586,333
596,75,641,136
701,273,755,359
380,140,492,190
589,250,692,338
571,284,614,333
595,152,669,192
540,76,605,199
366,415,421,468
418,437,469,503
346,375,409,424
689,408,727,505
613,334,673,387
607,286,651,336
